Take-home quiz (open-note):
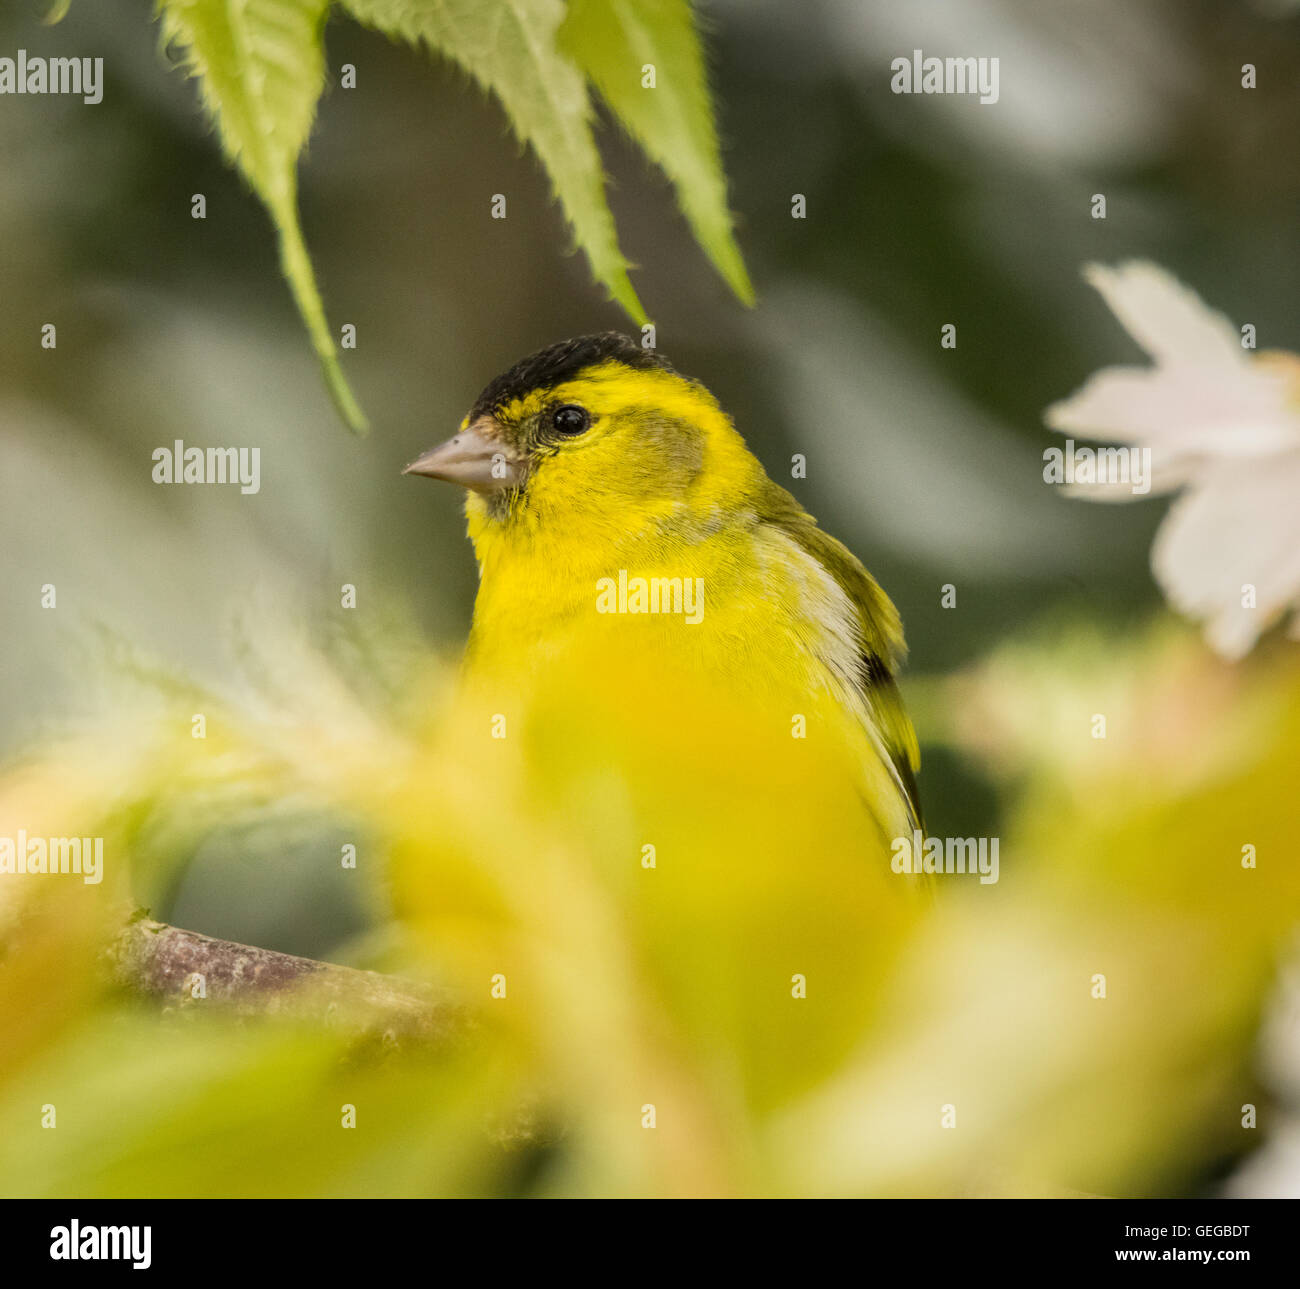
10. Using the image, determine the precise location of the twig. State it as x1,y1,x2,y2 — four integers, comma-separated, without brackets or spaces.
108,914,464,1046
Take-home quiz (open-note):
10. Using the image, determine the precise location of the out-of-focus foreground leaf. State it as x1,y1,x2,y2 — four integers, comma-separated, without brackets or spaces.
0,1005,519,1198
772,622,1300,1196
3,612,1295,1195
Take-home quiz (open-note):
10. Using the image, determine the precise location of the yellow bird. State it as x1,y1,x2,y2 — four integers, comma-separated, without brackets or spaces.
405,332,921,847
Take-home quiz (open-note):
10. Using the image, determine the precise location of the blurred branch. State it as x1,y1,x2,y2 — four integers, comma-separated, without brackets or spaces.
108,914,464,1046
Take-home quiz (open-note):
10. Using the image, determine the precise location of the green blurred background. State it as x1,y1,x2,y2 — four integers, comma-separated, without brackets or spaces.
2,0,1300,1197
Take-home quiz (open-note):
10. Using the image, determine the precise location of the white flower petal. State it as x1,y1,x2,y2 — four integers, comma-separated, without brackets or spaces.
1083,261,1246,369
1057,462,1195,502
1046,363,1298,458
1047,262,1300,656
1151,454,1300,659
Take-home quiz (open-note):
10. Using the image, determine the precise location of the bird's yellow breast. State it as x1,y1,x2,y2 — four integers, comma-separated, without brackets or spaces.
462,505,909,843
468,504,837,680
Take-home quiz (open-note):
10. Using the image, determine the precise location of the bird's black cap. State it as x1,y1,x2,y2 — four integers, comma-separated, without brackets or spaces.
470,333,674,420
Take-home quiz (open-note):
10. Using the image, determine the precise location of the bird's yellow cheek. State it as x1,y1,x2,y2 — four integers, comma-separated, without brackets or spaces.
511,442,618,513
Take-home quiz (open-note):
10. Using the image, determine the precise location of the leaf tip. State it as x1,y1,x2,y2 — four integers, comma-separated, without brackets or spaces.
608,271,649,327
322,358,370,435
729,263,757,308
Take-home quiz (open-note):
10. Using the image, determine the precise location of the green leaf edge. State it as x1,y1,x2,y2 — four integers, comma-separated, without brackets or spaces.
560,0,755,307
156,0,369,434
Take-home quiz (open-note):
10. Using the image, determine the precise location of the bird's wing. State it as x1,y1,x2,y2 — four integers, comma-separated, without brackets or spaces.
759,485,923,833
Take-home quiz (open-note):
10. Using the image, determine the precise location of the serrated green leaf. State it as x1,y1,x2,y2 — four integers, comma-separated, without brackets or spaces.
343,0,645,323
560,0,753,306
157,0,369,432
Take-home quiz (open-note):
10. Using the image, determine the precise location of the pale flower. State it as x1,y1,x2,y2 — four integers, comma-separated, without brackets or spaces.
1046,261,1300,659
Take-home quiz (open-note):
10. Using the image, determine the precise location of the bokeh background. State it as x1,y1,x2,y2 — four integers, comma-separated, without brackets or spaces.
2,0,1299,1198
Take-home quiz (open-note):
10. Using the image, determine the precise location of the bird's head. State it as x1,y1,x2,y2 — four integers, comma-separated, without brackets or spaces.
404,333,760,542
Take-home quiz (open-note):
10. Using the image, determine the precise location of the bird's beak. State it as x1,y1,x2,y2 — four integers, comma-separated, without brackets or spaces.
402,420,523,493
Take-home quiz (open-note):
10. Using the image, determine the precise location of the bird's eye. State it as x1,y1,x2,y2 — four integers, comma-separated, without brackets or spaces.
550,404,590,436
